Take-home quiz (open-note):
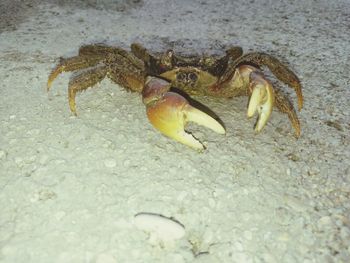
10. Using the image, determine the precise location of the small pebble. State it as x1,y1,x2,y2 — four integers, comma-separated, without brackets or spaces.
277,232,290,242
0,150,6,160
283,195,309,212
27,128,40,135
286,168,291,176
234,241,243,251
123,159,131,167
317,216,332,228
242,212,251,221
243,230,253,240
39,154,49,165
176,191,188,201
54,211,66,221
208,198,216,208
104,158,116,168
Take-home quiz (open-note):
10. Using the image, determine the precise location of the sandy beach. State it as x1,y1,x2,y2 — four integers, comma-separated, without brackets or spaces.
0,0,349,262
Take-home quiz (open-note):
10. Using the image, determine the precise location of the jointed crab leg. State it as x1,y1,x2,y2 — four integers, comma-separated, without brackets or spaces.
47,55,104,91
274,89,301,137
68,66,108,114
143,77,225,150
47,46,146,115
79,44,131,58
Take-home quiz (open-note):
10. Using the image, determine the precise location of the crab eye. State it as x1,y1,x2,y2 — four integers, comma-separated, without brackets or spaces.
176,72,186,81
188,72,198,82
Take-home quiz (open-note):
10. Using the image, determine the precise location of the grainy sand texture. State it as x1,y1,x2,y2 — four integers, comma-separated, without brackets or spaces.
0,0,349,262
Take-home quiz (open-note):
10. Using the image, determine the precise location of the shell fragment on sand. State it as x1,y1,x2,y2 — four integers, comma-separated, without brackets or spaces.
134,212,185,243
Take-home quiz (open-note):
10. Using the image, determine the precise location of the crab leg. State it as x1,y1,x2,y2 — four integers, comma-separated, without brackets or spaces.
274,89,301,137
143,77,225,150
47,55,104,91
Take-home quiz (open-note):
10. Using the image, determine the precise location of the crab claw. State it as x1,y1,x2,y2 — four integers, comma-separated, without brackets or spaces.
247,72,275,133
143,77,225,150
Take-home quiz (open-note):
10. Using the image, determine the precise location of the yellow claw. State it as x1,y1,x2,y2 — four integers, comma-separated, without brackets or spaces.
144,77,225,150
247,72,275,133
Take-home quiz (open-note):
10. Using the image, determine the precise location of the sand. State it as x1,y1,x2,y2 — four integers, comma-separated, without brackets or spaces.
0,0,349,262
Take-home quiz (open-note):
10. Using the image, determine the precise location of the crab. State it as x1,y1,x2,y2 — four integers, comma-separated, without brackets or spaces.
47,43,303,150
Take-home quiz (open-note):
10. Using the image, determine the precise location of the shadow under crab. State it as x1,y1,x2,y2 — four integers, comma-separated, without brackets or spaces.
47,42,303,150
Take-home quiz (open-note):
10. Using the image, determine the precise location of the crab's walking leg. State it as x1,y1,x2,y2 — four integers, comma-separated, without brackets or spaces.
143,77,225,150
258,53,303,111
79,44,130,57
68,66,108,115
274,89,301,137
47,55,103,91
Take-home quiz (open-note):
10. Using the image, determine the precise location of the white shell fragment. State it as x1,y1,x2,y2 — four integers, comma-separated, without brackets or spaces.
134,212,185,243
